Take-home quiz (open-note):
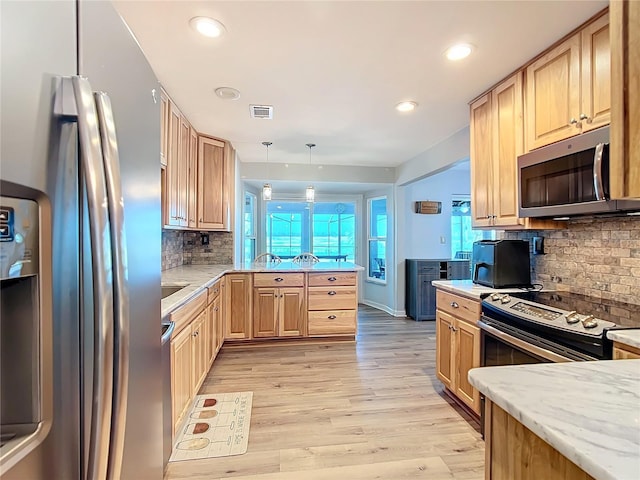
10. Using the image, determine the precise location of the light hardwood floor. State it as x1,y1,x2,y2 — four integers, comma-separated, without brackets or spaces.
166,306,484,480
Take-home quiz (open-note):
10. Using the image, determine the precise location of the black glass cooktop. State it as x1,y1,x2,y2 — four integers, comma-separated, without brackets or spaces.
510,291,640,328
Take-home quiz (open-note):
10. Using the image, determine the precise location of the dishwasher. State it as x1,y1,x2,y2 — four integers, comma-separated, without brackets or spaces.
161,321,175,471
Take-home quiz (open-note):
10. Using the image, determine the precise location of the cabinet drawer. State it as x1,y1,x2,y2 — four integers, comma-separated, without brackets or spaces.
436,289,480,324
308,286,357,311
308,310,356,336
207,279,221,304
254,273,304,287
308,272,357,286
170,289,208,336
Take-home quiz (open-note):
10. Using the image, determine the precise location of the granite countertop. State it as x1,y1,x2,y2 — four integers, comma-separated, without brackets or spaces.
469,361,640,480
161,262,363,320
431,279,534,299
608,330,640,350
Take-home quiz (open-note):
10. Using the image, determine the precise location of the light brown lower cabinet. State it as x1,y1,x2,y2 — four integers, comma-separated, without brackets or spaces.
170,325,193,437
190,311,208,395
253,287,306,338
170,290,213,437
224,273,252,340
435,289,481,415
613,342,640,359
484,400,595,480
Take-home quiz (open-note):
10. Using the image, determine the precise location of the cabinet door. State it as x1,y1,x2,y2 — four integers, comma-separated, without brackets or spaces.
470,93,493,227
611,1,640,199
492,72,525,228
178,116,190,227
188,126,198,228
170,326,192,433
525,33,581,150
191,313,207,393
253,287,278,338
417,274,436,320
454,320,481,415
279,287,306,337
160,89,169,167
214,294,223,353
224,274,252,339
435,310,455,390
581,13,610,133
206,302,215,367
166,101,183,227
198,136,227,230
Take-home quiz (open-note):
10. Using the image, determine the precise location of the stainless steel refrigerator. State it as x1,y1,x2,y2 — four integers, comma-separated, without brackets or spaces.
0,0,163,478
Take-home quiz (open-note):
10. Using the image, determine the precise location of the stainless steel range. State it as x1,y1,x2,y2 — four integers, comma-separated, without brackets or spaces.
479,291,640,364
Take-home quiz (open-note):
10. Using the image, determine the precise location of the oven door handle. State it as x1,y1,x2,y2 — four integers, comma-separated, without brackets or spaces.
478,320,575,363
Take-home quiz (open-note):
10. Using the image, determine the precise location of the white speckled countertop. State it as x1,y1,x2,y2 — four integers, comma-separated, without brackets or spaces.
161,262,363,320
431,279,534,299
608,330,640,350
469,361,640,480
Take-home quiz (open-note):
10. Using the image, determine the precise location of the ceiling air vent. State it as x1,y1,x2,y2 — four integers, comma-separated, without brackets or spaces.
250,105,273,119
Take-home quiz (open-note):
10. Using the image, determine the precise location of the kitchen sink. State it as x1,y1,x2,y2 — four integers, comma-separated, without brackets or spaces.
161,285,186,299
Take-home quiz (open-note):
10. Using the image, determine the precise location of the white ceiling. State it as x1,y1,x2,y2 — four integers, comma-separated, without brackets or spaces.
114,0,608,168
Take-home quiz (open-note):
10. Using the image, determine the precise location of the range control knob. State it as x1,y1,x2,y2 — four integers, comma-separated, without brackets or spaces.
500,295,511,304
581,316,598,329
491,293,502,301
565,311,580,324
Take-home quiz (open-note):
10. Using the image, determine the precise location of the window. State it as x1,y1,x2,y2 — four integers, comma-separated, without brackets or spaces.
265,200,356,261
450,196,494,259
367,196,387,282
243,192,256,263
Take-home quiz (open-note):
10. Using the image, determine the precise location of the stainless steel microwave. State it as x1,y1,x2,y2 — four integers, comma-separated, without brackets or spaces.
517,126,640,219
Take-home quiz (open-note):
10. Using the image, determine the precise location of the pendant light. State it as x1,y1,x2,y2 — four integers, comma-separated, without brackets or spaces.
262,141,272,201
305,143,316,203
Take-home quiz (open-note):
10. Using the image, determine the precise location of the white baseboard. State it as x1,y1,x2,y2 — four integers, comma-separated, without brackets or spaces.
360,299,406,317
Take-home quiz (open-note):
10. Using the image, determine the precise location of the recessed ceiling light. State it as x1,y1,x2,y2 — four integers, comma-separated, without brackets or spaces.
396,101,418,112
189,16,226,38
445,43,473,61
214,87,240,100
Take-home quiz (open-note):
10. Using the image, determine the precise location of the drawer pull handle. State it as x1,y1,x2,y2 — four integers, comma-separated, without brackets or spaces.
328,291,337,295
275,277,284,282
450,301,459,308
328,277,337,281
328,315,337,319
214,307,219,312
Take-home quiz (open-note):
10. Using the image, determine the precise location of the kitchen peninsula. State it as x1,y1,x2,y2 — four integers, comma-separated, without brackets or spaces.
163,262,363,438
469,361,640,480
162,262,363,339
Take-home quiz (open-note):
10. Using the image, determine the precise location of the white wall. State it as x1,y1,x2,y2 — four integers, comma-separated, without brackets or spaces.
395,126,469,186
394,165,471,314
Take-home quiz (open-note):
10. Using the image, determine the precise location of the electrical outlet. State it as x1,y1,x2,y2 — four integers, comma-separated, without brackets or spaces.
201,233,209,245
440,236,446,244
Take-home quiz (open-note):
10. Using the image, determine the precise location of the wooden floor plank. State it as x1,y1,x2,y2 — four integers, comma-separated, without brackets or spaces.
164,305,483,480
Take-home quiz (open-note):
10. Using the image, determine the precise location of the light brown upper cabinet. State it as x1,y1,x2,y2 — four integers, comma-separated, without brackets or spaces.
470,93,493,228
188,127,198,228
611,0,640,199
166,101,188,227
160,89,169,168
198,136,232,231
525,12,610,150
470,73,558,229
161,88,236,231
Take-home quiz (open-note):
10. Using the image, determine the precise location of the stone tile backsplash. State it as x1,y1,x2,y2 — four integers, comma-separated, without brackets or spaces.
183,231,233,265
161,230,183,271
162,230,234,271
503,216,640,305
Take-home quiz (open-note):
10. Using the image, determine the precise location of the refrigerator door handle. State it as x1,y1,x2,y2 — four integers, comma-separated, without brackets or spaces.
94,92,130,480
71,76,115,480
